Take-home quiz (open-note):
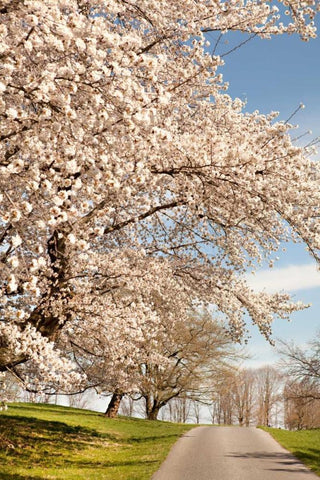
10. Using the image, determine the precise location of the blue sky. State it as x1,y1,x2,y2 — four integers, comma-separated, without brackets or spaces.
205,24,320,366
210,26,320,130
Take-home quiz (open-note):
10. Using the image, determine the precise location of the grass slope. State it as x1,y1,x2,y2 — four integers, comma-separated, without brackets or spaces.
0,403,195,480
261,427,320,476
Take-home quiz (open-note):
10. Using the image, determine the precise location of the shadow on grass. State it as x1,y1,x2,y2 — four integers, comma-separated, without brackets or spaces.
292,447,320,459
61,458,158,468
0,411,177,480
0,414,120,468
292,448,320,472
0,414,104,438
129,434,183,443
0,474,44,480
0,414,163,476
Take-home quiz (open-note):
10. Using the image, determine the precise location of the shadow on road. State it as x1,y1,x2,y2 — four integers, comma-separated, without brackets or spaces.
227,451,314,474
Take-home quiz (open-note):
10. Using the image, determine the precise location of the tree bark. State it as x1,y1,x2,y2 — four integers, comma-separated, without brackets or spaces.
147,405,161,420
145,394,163,420
105,391,124,418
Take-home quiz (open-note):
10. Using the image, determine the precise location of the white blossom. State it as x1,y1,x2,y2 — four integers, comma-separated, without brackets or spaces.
11,234,22,248
6,107,18,119
0,0,319,390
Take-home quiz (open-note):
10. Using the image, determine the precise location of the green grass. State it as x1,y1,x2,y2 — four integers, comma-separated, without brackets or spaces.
0,402,195,480
261,427,320,476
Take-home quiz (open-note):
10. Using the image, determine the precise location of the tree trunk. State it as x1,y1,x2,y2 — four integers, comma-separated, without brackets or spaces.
105,392,124,418
147,405,161,420
145,394,162,420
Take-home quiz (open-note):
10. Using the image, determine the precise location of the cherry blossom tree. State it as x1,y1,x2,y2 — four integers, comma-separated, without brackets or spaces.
61,264,236,418
137,311,237,420
1,0,320,386
61,255,197,388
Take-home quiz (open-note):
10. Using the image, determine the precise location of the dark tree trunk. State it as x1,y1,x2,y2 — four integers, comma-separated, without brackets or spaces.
145,394,163,420
147,405,161,420
105,392,124,418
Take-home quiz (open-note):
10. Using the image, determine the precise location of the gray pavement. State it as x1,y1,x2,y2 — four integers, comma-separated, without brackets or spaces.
152,426,319,480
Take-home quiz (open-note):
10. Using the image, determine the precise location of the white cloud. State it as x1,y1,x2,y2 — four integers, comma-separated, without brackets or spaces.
246,263,320,293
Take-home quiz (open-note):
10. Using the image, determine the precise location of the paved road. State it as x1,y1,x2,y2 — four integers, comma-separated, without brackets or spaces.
152,426,319,480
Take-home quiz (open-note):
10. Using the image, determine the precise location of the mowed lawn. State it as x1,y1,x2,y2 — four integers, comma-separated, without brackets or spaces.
261,427,320,476
0,403,195,480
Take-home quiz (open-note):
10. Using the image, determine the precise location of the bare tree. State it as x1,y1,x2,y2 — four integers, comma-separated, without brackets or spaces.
210,368,237,425
233,369,256,426
167,397,192,423
192,400,202,424
278,335,320,429
119,395,135,418
279,336,320,400
284,379,320,429
255,366,283,426
68,391,91,410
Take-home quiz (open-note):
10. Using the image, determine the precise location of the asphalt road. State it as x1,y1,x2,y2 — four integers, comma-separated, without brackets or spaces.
152,426,319,480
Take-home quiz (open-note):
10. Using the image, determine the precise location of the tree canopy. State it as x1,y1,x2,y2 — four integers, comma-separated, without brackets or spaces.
0,0,319,388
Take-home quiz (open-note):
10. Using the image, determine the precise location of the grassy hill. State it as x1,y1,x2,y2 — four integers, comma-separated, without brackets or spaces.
0,402,195,480
261,427,320,476
2,403,319,480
